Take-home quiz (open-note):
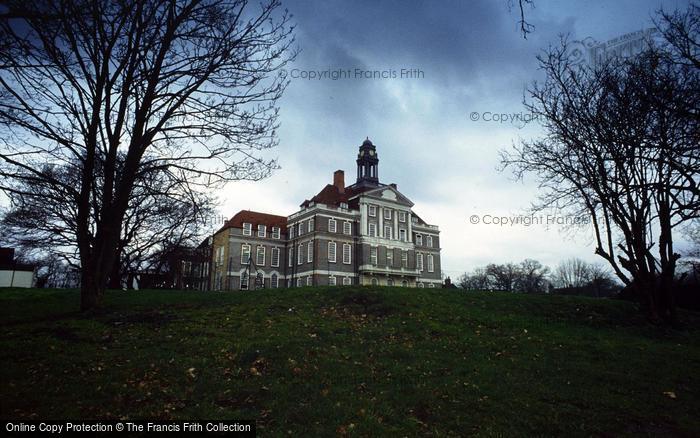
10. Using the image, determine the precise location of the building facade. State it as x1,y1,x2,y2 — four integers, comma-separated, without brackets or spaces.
206,138,442,290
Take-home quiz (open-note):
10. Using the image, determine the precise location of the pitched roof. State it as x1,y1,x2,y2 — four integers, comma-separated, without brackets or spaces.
300,183,380,209
216,210,287,234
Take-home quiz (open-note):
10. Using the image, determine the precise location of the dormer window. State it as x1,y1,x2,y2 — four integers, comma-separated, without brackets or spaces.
257,224,266,237
272,227,280,239
340,202,348,209
242,222,252,236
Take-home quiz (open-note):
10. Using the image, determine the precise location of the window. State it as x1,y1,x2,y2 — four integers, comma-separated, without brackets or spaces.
387,279,394,286
296,278,302,287
288,248,293,267
401,251,408,268
427,254,434,272
399,211,406,222
342,277,351,285
271,247,280,267
416,234,423,246
256,272,264,289
241,244,251,264
329,276,336,286
328,242,336,263
298,244,303,265
369,222,377,237
384,225,392,239
418,282,425,288
271,273,279,288
399,229,406,241
426,235,433,247
297,223,302,236
243,222,252,236
217,246,224,264
417,253,424,271
402,280,408,287
343,221,352,235
340,202,348,209
272,227,280,239
387,250,393,267
256,245,265,266
384,208,392,220
343,243,351,264
308,218,314,233
306,276,312,286
329,218,337,233
240,272,249,290
370,247,378,265
371,278,378,286
368,205,376,217
257,224,266,237
429,283,435,288
289,227,294,239
307,241,313,263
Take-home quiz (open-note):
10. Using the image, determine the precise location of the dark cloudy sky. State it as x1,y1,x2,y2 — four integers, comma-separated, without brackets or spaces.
220,0,693,278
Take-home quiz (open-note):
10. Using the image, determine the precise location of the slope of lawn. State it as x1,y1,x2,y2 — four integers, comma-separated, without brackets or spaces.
1,286,699,436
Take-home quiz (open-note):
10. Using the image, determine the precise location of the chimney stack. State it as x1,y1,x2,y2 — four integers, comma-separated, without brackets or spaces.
333,170,345,193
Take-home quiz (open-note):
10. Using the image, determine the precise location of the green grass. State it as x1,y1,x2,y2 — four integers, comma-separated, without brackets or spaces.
1,287,699,436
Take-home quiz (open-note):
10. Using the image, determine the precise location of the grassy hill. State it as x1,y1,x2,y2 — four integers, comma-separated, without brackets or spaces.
1,287,699,436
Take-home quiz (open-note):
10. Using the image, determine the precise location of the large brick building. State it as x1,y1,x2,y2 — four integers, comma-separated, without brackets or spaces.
202,138,442,290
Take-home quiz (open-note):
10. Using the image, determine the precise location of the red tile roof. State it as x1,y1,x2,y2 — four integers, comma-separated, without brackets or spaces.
216,210,287,234
301,183,378,209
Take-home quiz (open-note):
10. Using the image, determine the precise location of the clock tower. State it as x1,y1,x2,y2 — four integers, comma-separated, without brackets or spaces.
356,137,379,187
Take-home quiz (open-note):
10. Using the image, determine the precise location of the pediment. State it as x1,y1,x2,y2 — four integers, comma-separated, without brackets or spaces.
363,185,414,207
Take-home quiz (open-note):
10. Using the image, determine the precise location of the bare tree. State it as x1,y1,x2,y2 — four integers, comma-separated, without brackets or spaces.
514,258,550,293
501,6,699,324
508,0,535,39
458,267,491,291
486,263,521,292
0,0,295,310
552,258,591,289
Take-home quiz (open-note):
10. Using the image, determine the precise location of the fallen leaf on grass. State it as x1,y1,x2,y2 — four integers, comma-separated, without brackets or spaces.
663,391,677,399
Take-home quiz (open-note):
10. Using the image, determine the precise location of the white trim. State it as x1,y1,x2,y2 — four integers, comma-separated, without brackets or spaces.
241,244,251,265
328,241,337,263
257,224,266,238
343,221,352,235
256,245,266,266
307,240,313,263
242,223,252,236
271,247,280,267
329,218,337,233
292,269,358,277
342,243,352,264
272,226,280,239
